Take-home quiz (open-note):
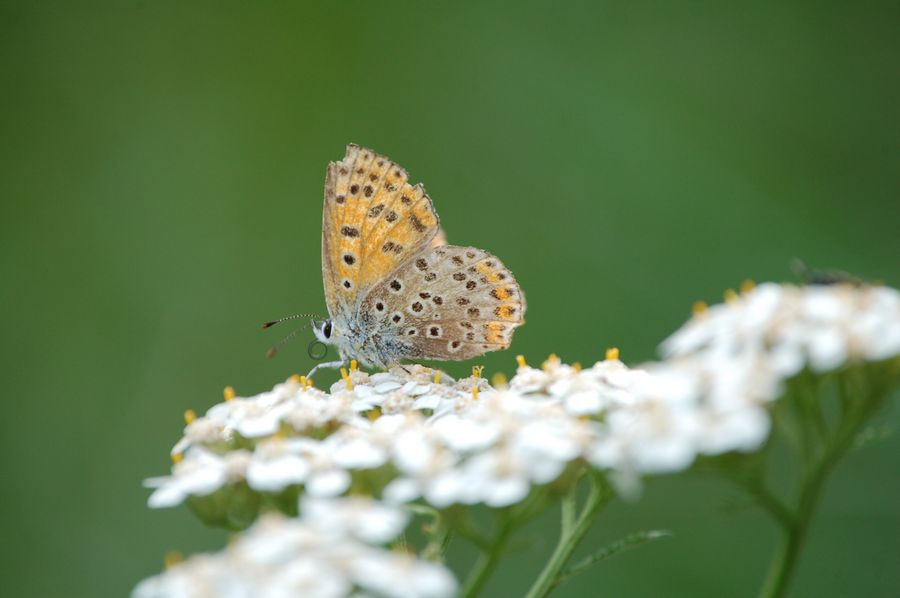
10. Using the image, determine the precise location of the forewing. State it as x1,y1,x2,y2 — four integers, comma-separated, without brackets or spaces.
322,144,440,318
360,245,526,361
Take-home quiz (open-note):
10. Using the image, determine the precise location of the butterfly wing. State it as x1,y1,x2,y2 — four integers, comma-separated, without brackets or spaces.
322,144,440,320
360,245,526,361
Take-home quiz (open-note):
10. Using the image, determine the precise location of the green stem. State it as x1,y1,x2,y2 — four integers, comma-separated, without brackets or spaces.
742,478,796,531
455,518,491,551
758,370,889,598
757,458,830,598
422,512,453,562
525,473,611,598
459,514,516,598
458,488,550,596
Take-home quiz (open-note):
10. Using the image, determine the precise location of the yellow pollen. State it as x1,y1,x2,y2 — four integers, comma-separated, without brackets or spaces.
491,371,508,388
305,377,315,389
340,367,354,390
289,374,302,384
164,551,184,569
606,347,620,361
433,370,442,384
740,279,756,293
183,409,196,425
572,362,582,372
471,386,480,399
171,452,184,464
543,353,561,370
692,301,708,315
516,354,527,368
367,407,382,421
350,359,358,371
724,288,738,303
472,365,484,378
223,386,235,401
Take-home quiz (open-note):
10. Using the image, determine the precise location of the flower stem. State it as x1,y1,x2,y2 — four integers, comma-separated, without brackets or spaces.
422,511,453,562
757,459,829,598
459,513,516,598
758,368,891,598
741,477,796,531
524,473,612,598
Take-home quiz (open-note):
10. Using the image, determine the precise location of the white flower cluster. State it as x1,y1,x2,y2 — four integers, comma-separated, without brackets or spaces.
663,282,900,376
601,282,900,475
145,367,482,508
632,281,900,472
146,283,900,513
133,496,456,598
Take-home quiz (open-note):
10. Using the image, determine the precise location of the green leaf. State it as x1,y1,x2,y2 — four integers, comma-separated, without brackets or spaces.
558,530,671,584
853,424,893,450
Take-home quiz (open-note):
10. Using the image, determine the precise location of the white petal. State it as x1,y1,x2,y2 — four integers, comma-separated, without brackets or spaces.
432,415,499,452
483,477,530,507
247,455,310,491
147,484,187,508
332,437,388,469
564,390,603,415
306,469,351,497
374,381,403,394
382,478,421,504
423,470,466,508
807,328,848,372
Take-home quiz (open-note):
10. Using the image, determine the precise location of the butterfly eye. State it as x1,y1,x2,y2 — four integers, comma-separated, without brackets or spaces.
323,321,333,339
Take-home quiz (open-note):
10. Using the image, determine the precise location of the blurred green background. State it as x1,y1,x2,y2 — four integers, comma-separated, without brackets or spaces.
2,1,898,596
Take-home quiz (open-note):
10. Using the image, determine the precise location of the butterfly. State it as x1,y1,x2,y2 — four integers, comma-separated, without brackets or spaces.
295,144,526,379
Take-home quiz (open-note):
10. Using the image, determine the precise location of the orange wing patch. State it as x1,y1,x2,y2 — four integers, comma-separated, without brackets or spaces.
355,182,440,294
322,147,360,313
322,144,440,315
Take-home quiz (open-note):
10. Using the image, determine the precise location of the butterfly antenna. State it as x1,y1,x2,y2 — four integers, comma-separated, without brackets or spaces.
262,313,323,329
266,323,313,359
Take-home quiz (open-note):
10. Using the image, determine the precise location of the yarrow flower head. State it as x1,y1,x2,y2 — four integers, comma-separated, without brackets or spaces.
141,362,701,518
139,280,900,598
133,496,457,598
662,282,900,376
145,282,900,520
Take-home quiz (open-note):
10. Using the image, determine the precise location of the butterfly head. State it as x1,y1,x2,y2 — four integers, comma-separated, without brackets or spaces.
263,312,334,360
312,317,336,345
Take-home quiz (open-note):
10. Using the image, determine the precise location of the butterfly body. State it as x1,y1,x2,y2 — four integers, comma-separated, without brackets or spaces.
309,144,525,377
313,303,414,370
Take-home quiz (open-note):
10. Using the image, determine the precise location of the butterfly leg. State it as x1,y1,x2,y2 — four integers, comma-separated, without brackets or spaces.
306,353,347,381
